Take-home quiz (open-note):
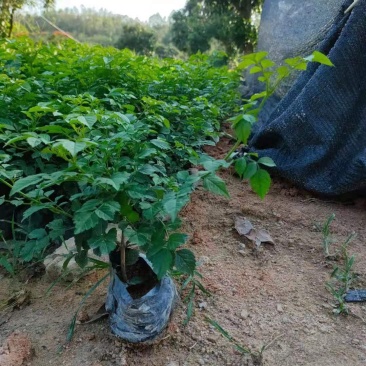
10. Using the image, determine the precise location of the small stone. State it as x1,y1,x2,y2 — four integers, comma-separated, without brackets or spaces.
198,357,205,365
86,333,96,341
207,336,217,344
0,332,33,366
238,242,246,250
166,362,179,366
199,301,208,310
77,310,90,323
198,256,210,265
238,250,246,256
352,339,360,346
277,304,284,313
240,309,249,319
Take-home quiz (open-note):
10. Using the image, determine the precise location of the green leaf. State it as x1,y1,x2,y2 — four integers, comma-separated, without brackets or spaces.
139,164,160,175
261,59,275,69
75,249,89,268
234,120,252,144
22,205,48,222
124,227,148,246
77,115,97,128
285,56,307,70
10,174,45,196
277,66,290,78
167,233,188,250
305,51,334,66
151,138,170,150
249,66,262,74
125,248,139,265
21,233,50,262
137,148,157,159
175,249,196,275
254,51,268,62
0,256,14,274
126,210,140,223
111,172,130,187
250,168,271,199
148,249,174,280
26,137,41,148
243,162,258,179
53,140,86,157
94,177,119,190
88,228,117,255
28,228,47,240
163,193,179,222
202,159,230,172
74,211,99,234
47,219,66,241
77,199,101,212
258,157,276,167
203,174,230,198
235,157,247,178
95,201,120,221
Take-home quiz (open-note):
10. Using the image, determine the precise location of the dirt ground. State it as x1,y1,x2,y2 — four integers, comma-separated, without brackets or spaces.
1,140,366,366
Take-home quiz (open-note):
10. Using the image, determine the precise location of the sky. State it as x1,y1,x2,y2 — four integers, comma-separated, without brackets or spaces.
54,0,187,21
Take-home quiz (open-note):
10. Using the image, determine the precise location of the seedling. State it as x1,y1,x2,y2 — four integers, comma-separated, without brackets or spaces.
321,213,336,258
225,51,334,199
326,232,357,314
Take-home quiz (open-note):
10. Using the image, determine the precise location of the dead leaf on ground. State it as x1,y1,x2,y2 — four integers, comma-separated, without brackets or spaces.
0,290,31,312
235,217,275,248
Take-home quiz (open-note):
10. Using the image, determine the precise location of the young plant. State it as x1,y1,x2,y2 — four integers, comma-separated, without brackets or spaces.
326,232,357,315
206,317,254,355
0,38,237,282
321,213,336,258
225,51,334,199
206,317,284,366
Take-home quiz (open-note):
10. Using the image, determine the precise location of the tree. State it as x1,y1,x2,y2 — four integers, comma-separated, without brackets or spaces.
115,23,156,55
0,0,54,37
170,0,263,55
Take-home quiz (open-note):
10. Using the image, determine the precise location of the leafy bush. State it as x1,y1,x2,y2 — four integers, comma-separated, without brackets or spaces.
0,38,240,277
0,38,332,282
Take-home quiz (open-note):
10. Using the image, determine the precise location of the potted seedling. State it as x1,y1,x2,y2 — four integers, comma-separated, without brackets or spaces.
0,107,228,342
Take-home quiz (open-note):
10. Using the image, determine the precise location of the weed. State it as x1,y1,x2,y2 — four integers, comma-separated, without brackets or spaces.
321,213,336,258
206,317,284,366
172,269,211,326
325,225,357,314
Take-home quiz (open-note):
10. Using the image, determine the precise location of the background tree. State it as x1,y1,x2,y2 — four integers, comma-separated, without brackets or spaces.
115,23,156,55
170,0,263,55
0,0,54,37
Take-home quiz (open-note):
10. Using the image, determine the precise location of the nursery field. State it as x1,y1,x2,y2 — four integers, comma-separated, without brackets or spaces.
0,39,366,366
1,167,366,366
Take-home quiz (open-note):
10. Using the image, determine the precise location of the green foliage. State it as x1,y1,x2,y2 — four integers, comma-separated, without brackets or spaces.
0,37,240,278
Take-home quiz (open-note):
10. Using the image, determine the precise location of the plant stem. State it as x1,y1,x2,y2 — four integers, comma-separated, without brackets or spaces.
119,231,128,283
224,140,241,161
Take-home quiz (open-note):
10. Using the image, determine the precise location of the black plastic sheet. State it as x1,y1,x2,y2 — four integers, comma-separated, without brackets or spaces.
105,269,177,343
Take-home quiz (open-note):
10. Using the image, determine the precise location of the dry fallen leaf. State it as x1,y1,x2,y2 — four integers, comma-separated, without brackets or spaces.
235,216,275,248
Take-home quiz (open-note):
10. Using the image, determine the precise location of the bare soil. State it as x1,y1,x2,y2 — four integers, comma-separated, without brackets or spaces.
1,141,366,366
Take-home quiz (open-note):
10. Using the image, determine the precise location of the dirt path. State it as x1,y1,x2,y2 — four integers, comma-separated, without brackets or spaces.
1,144,366,366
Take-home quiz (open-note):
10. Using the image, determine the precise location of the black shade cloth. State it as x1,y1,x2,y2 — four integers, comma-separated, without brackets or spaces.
249,0,366,195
